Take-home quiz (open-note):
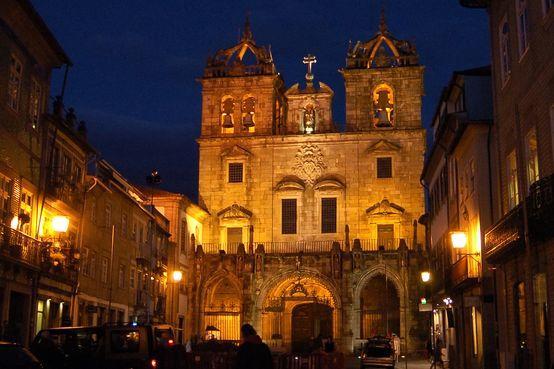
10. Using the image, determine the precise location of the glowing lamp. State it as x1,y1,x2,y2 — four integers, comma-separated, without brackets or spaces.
450,231,468,249
10,215,19,230
172,270,183,283
52,216,69,233
421,271,431,283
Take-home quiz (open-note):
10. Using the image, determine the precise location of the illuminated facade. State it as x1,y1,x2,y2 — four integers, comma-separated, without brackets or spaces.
193,15,428,352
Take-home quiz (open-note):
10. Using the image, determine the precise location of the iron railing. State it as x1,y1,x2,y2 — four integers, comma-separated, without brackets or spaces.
484,204,524,260
528,174,554,244
447,254,481,290
0,222,42,267
199,238,412,255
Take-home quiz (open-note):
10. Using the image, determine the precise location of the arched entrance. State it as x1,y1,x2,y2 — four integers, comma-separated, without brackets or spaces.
291,303,333,353
257,272,340,351
360,274,400,338
202,275,242,341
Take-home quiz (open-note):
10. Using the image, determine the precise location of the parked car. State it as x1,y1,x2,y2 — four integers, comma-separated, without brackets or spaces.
0,341,42,369
361,336,395,369
30,324,182,369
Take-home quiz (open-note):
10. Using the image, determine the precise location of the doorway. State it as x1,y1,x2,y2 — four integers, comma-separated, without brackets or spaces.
291,303,333,353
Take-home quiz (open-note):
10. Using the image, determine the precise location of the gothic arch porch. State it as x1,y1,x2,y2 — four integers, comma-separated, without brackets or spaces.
254,269,341,351
199,271,243,341
352,265,407,351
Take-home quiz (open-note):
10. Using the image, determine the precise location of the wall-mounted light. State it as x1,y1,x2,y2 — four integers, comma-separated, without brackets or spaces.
450,231,468,249
52,216,70,233
172,270,183,283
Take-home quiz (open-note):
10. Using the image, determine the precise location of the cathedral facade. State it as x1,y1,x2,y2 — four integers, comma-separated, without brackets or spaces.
191,16,427,353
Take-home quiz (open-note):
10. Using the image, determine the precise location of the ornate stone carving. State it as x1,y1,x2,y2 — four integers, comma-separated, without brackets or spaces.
292,143,326,185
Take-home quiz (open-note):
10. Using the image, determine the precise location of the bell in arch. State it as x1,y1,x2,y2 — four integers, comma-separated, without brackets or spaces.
222,114,234,128
243,113,255,128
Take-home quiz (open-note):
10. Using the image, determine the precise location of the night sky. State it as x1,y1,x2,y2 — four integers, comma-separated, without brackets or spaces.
33,0,490,200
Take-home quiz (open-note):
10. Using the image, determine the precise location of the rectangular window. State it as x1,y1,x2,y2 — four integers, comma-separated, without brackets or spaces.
499,14,512,84
8,55,22,111
377,224,395,249
121,213,128,238
377,157,392,178
507,150,519,209
19,189,33,235
281,199,297,234
526,129,540,188
101,257,109,283
89,251,96,278
118,264,125,289
516,0,530,56
180,220,188,253
90,198,97,223
105,204,112,227
130,268,136,289
0,175,12,221
533,273,548,369
471,306,480,357
515,282,527,347
228,163,243,183
544,0,554,15
321,198,337,233
29,79,42,129
81,247,90,277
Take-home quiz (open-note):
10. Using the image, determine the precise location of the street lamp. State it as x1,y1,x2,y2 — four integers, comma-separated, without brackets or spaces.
421,271,431,283
450,230,468,249
171,270,183,283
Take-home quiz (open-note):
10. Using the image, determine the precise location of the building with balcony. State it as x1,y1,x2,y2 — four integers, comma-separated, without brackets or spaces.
0,0,71,344
460,1,554,369
193,14,428,353
421,66,495,369
75,160,172,326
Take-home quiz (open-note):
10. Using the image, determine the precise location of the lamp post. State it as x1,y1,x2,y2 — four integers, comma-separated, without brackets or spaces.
168,270,183,326
145,169,161,324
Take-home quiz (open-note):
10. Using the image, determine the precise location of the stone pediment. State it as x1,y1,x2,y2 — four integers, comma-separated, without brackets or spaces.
275,176,306,192
366,139,401,153
217,203,252,220
220,145,251,158
366,199,405,216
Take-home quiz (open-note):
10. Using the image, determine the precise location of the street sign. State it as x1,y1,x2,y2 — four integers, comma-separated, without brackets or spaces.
419,303,432,312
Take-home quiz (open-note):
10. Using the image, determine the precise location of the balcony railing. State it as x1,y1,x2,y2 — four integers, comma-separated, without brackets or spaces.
528,174,554,244
46,174,84,211
199,238,412,255
0,223,42,268
484,204,524,261
447,255,480,290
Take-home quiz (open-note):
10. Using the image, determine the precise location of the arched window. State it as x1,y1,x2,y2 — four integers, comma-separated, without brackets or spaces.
221,97,235,130
372,84,394,128
241,96,256,130
303,104,316,134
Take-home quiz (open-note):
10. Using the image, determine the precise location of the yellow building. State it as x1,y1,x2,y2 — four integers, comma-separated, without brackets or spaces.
193,15,427,353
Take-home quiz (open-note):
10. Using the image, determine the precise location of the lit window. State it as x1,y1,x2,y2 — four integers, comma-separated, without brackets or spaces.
499,15,511,84
281,199,297,234
516,0,530,57
525,129,539,188
533,273,548,369
515,282,527,349
8,55,22,111
228,163,243,183
321,198,337,233
507,150,519,209
29,79,43,129
19,189,33,235
377,157,392,178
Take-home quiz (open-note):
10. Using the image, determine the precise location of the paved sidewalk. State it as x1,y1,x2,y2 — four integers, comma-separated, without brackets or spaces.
345,356,430,369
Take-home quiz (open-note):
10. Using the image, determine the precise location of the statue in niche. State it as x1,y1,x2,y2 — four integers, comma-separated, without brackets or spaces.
373,85,394,127
303,104,316,134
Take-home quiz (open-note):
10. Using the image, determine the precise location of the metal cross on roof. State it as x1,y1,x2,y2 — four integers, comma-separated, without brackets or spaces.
302,54,317,76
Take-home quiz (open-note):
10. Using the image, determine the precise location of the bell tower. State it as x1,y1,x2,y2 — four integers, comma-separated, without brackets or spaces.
199,17,286,137
341,9,423,131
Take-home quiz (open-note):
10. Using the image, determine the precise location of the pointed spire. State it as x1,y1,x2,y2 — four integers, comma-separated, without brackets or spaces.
241,12,253,41
379,4,388,34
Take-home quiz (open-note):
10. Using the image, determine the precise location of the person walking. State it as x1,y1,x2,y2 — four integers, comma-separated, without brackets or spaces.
235,324,273,369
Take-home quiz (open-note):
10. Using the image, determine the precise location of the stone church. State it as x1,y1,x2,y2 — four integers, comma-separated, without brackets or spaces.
191,14,427,353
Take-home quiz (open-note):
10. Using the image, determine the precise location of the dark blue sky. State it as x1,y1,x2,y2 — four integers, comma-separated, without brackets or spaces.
33,0,490,199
